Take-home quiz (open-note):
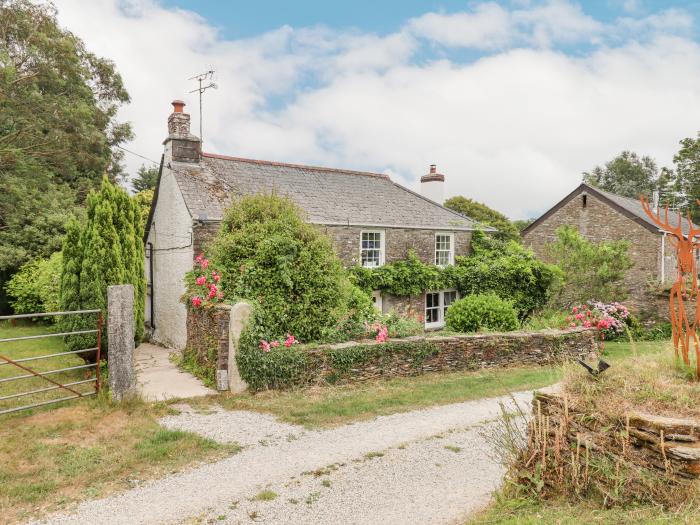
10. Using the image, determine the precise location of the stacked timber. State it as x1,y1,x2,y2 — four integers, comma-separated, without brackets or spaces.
534,391,700,479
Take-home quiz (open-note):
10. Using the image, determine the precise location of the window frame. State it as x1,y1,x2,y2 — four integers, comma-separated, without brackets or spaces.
425,289,459,329
360,230,385,268
434,232,455,267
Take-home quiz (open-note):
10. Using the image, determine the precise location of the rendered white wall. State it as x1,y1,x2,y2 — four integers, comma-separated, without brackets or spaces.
145,166,193,350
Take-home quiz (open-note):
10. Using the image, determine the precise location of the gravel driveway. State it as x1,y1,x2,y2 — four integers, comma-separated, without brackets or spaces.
34,391,534,525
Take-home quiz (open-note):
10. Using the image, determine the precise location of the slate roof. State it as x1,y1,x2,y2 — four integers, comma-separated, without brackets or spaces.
523,183,699,237
590,185,699,236
169,153,482,231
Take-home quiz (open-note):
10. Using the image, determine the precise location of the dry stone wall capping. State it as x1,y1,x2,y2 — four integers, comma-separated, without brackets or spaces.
186,304,598,391
536,391,700,479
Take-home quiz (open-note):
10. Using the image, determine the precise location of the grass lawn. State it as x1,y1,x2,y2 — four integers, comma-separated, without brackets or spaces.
470,497,697,524
0,321,240,524
0,320,96,414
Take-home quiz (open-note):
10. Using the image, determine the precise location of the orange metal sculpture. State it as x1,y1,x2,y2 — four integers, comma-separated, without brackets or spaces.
640,197,700,377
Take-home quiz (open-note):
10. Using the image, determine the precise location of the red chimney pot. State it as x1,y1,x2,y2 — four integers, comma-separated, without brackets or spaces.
430,164,437,174
171,100,185,113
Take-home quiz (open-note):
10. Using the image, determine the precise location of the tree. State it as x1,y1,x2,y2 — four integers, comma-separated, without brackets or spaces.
672,133,700,223
132,165,159,192
60,178,145,355
0,0,132,308
444,196,520,242
583,151,672,200
546,226,633,307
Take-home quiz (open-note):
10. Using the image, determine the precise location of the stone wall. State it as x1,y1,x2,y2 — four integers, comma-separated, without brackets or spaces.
305,327,597,385
320,225,471,266
522,188,669,318
186,303,597,391
185,304,231,389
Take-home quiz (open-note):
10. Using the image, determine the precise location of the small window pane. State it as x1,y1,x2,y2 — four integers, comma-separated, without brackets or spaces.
361,232,383,268
426,292,441,324
435,234,453,266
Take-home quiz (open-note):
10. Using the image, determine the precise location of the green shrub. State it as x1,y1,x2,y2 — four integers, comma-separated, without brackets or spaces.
522,310,569,331
445,293,519,333
383,312,424,338
5,251,62,316
211,194,372,342
546,226,632,306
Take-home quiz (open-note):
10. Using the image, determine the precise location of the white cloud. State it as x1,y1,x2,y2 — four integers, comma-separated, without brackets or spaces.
52,0,700,220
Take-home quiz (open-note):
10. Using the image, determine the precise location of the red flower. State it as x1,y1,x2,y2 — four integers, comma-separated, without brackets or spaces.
195,276,206,286
191,296,202,308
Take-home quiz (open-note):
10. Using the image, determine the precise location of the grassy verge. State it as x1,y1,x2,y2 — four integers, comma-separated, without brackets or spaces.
194,365,561,428
187,339,666,429
0,321,240,524
470,497,698,524
0,398,240,523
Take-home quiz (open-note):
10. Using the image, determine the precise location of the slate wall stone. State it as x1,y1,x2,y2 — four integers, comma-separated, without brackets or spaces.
522,189,672,318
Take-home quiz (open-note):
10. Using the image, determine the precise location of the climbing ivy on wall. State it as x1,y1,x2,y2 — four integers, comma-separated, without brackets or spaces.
348,231,562,320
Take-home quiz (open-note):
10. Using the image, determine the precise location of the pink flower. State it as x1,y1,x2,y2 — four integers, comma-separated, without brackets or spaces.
284,334,297,348
375,326,388,343
201,259,209,269
196,253,204,263
260,340,271,352
195,276,206,286
583,320,592,328
271,340,280,348
572,306,578,313
209,284,217,294
213,273,220,282
575,313,584,320
570,322,576,328
208,288,216,299
191,296,202,308
217,291,224,300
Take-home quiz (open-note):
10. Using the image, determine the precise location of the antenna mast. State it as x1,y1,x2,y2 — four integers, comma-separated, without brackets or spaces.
188,70,217,147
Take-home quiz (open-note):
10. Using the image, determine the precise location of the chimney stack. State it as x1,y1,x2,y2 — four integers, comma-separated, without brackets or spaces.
420,164,445,204
164,100,201,163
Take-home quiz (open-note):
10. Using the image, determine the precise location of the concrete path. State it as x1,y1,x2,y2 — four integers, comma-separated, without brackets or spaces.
134,343,215,401
35,390,535,525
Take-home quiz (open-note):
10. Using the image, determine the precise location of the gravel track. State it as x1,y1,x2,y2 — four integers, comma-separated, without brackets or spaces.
34,391,534,525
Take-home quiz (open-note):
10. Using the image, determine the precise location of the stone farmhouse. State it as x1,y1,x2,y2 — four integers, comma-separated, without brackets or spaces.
144,101,487,349
522,182,693,316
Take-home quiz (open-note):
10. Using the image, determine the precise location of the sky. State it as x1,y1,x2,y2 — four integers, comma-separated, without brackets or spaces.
52,0,700,220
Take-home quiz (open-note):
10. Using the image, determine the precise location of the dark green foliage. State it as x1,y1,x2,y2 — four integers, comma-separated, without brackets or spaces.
444,196,520,242
349,232,561,320
132,165,159,192
546,226,632,307
0,0,131,284
60,178,146,355
210,194,370,342
445,293,519,333
5,252,62,315
672,133,700,223
583,151,669,200
453,232,562,320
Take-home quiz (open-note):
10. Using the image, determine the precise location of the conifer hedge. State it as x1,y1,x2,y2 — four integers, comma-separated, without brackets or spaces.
60,177,145,358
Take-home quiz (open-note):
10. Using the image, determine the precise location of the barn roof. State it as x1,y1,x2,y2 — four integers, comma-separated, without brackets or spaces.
523,183,699,237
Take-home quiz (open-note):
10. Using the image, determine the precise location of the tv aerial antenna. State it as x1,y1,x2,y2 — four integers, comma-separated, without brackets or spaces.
188,69,217,146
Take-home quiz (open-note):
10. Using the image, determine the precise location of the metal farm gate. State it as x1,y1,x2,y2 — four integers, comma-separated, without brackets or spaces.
0,310,103,415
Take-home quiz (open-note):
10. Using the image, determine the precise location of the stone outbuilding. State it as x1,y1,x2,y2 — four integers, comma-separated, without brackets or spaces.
144,101,488,349
522,182,694,316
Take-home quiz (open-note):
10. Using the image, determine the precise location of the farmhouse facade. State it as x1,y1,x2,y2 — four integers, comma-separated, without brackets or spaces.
144,101,485,349
522,182,688,316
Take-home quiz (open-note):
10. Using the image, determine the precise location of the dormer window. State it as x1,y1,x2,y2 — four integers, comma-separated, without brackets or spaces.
361,230,384,268
435,233,454,266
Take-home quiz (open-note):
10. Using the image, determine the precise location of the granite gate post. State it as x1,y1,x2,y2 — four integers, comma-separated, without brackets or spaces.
107,284,137,401
228,301,252,393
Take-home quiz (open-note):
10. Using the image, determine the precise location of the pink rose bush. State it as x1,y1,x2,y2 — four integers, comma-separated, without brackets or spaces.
188,253,225,308
364,321,390,342
259,334,299,352
565,301,631,342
